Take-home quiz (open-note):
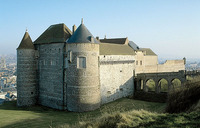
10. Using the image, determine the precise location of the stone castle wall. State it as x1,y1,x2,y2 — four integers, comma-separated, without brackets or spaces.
17,49,37,106
99,55,135,104
36,43,65,110
157,60,185,72
135,53,185,74
141,60,185,74
65,43,100,112
134,51,158,74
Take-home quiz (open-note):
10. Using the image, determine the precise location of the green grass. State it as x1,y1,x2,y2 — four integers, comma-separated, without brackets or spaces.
0,98,165,128
1,76,200,128
77,109,200,128
76,77,200,128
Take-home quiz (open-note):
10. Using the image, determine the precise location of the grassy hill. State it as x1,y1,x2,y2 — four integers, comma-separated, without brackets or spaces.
76,108,200,128
75,77,200,128
0,97,199,128
0,98,165,128
0,77,200,128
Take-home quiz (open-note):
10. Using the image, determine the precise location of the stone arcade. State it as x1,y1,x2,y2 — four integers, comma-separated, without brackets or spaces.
17,21,185,112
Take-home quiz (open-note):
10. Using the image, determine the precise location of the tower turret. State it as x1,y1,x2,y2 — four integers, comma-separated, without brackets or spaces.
65,22,100,112
17,30,37,106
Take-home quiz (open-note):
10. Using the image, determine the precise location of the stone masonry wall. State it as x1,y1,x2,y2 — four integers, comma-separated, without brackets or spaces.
17,49,37,106
65,43,100,112
36,43,65,110
157,60,185,72
135,50,185,74
99,55,135,104
135,54,185,74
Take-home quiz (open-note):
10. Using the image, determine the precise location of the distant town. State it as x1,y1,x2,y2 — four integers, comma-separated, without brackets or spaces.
0,54,17,99
0,54,200,96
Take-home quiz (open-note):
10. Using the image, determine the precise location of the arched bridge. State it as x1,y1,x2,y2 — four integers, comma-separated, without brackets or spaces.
135,70,186,93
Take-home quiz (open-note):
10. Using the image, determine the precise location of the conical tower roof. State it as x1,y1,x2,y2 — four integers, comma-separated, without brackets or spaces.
17,31,34,49
67,23,99,43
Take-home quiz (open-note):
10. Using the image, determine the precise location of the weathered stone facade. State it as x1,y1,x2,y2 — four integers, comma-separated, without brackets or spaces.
17,32,37,106
134,50,185,74
17,49,37,106
36,43,65,110
17,22,186,112
99,55,135,104
65,43,100,112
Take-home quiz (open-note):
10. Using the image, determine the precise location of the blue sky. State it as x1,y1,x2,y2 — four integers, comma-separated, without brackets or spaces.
0,0,200,59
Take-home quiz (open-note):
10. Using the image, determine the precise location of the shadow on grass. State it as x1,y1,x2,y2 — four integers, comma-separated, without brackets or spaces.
0,98,166,128
0,101,80,128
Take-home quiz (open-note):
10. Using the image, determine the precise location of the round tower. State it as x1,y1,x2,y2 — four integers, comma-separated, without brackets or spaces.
17,31,37,106
66,22,100,112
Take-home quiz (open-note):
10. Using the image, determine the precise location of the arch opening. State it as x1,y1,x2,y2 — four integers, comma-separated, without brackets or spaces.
171,78,181,90
145,79,156,92
158,78,168,93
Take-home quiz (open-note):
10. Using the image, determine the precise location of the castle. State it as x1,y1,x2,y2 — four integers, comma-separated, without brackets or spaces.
17,20,185,112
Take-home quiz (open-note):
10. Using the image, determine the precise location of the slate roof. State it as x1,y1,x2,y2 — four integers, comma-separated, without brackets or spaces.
17,31,35,49
100,38,128,44
128,41,140,50
34,23,72,44
100,43,136,55
138,48,157,56
67,23,99,43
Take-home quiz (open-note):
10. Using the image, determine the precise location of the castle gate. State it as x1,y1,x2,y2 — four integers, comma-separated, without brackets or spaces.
135,70,186,93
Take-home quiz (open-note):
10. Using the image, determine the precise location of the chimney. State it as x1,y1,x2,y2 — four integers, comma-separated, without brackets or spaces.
96,36,99,40
72,25,77,34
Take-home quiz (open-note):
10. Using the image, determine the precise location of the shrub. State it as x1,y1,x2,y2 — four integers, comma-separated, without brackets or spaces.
166,77,200,113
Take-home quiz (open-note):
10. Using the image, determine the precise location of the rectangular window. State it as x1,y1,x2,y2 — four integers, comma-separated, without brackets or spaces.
140,61,142,65
78,57,86,68
68,51,72,63
136,61,138,65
